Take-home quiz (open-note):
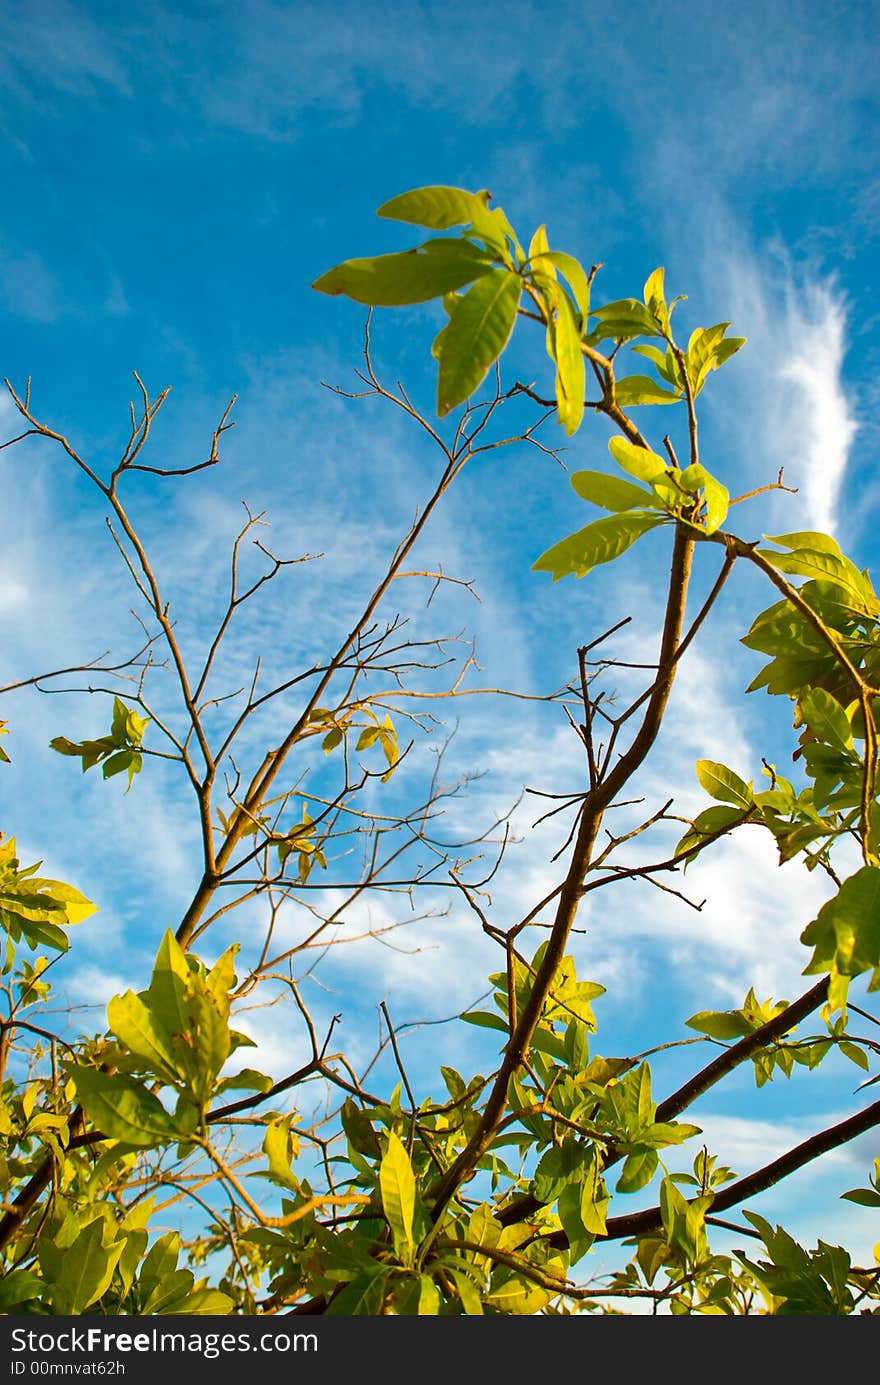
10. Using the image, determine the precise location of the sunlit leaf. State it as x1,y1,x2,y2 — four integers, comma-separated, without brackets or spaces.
45,1219,124,1314
378,184,520,258
312,247,494,306
533,511,665,581
695,760,753,808
571,470,661,513
548,288,585,435
69,1066,182,1147
614,374,681,406
435,268,521,415
379,1131,415,1250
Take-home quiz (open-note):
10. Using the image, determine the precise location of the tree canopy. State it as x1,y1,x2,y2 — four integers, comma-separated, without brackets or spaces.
1,185,879,1317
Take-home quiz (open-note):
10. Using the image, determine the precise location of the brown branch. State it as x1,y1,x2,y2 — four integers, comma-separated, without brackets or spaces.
427,523,695,1220
595,1097,880,1245
656,976,830,1121
497,974,832,1231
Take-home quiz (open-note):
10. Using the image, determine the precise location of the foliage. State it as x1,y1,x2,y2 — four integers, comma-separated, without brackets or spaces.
1,185,879,1316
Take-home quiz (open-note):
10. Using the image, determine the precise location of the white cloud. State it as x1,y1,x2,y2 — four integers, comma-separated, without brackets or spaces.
777,282,857,535
694,237,858,541
62,963,129,1013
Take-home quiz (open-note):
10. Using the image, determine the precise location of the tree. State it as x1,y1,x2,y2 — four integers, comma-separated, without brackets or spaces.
1,184,879,1316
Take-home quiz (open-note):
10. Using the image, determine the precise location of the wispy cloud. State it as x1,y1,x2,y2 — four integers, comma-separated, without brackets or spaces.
0,0,129,105
777,281,857,535
0,240,62,323
689,232,859,541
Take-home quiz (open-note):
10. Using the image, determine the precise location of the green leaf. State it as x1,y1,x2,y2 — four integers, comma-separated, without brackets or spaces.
686,1009,753,1040
137,1230,182,1301
841,1187,880,1207
107,991,182,1085
48,1219,124,1314
450,1268,484,1315
435,268,521,415
416,1274,440,1315
341,1098,381,1158
312,248,494,306
0,844,97,952
798,689,853,753
614,374,681,406
616,1146,659,1194
110,696,130,744
69,1066,182,1147
643,267,669,331
460,1009,508,1032
141,1268,198,1315
801,866,880,983
213,1067,274,1097
838,1040,869,1071
38,879,97,926
102,749,143,791
174,1287,235,1315
533,511,665,582
325,1268,389,1315
533,1141,580,1204
588,298,662,342
764,530,844,557
607,436,668,483
570,470,660,513
116,1227,149,1298
695,760,753,808
145,931,191,1054
123,706,150,745
378,185,494,230
379,1131,415,1250
206,942,238,1004
579,1147,610,1236
556,1183,594,1266
183,990,233,1102
686,324,746,395
548,288,585,435
0,1268,44,1310
632,342,683,387
263,1115,300,1189
377,185,520,257
675,804,748,862
677,462,730,533
758,544,870,602
1,915,68,953
49,736,83,757
532,250,591,327
528,223,553,265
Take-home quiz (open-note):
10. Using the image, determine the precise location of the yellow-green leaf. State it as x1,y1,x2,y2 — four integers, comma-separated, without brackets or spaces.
107,991,182,1085
312,247,493,306
608,436,668,483
435,268,521,415
69,1067,181,1147
570,470,661,513
695,760,753,809
614,374,681,406
533,511,665,581
378,185,520,258
48,1219,124,1314
379,1131,415,1249
548,289,585,435
533,249,591,327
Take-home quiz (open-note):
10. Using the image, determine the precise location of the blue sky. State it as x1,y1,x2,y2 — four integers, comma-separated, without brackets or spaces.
2,0,879,1283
